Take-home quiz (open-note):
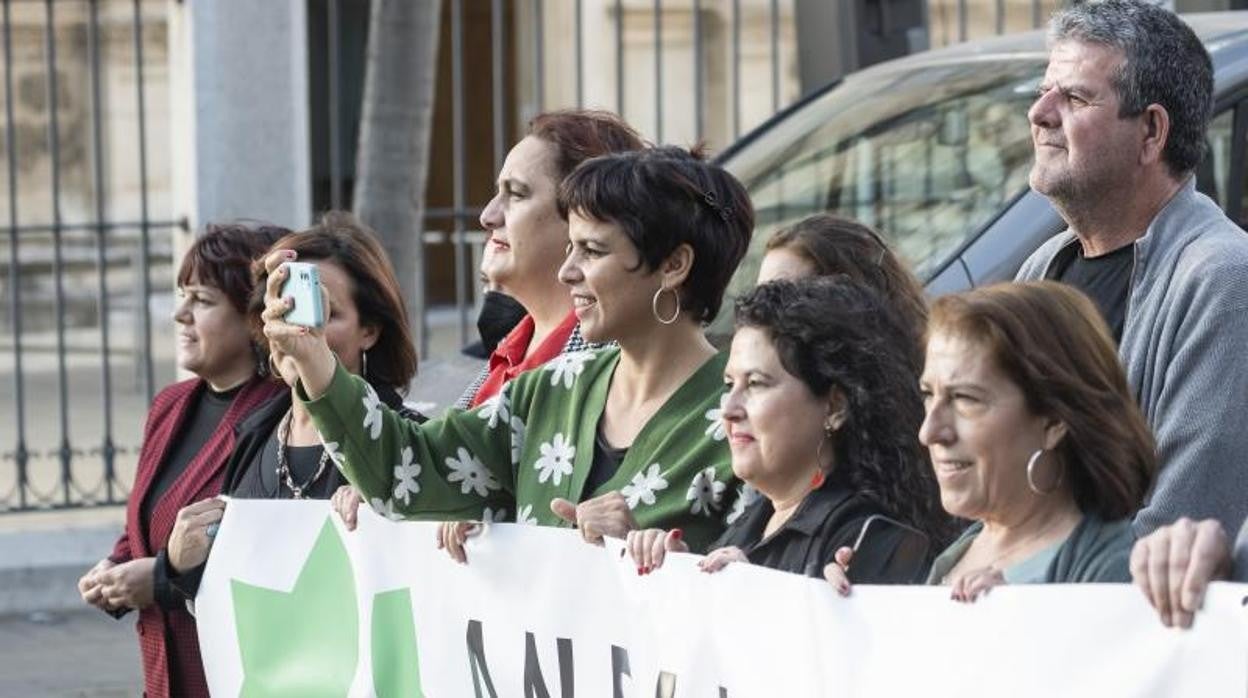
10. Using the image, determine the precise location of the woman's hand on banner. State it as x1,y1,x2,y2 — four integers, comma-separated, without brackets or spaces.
698,546,748,573
551,492,638,546
168,498,226,574
331,486,365,531
437,521,482,564
949,566,1005,602
625,528,687,574
822,547,855,597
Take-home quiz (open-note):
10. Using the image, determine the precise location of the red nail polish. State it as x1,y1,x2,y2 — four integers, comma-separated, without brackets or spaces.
637,566,644,575
671,529,683,541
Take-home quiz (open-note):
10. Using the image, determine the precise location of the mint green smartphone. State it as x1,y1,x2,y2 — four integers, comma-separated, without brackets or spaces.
281,262,325,328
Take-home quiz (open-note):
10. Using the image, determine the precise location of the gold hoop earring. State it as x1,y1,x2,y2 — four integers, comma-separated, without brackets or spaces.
651,287,680,325
1026,448,1062,495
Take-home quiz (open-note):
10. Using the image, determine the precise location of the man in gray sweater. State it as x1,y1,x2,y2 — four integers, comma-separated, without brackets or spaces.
1015,1,1248,538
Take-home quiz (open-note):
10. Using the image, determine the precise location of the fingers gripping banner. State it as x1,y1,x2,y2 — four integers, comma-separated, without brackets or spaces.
197,500,1248,697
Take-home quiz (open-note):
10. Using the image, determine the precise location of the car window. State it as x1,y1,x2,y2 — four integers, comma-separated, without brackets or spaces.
1203,109,1234,209
716,59,1044,332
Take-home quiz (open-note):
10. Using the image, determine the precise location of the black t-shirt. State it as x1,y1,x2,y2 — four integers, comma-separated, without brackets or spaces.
1054,243,1134,343
583,428,629,498
141,384,241,528
229,422,342,499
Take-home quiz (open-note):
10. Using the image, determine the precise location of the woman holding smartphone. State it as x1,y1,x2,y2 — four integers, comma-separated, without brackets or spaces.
627,278,950,585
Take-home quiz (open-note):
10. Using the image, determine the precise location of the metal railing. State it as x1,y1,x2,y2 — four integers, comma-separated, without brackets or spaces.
0,0,180,511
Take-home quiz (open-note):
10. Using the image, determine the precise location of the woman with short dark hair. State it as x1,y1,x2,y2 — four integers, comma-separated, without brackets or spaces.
269,146,754,552
626,278,948,585
78,222,288,698
917,281,1155,600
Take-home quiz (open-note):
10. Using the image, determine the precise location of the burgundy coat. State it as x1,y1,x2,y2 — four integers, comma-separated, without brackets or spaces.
108,375,282,698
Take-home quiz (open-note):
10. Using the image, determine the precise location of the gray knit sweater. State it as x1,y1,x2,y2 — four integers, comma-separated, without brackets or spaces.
1017,178,1248,537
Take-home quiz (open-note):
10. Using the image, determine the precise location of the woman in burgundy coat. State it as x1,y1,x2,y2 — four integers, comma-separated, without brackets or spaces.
76,223,287,698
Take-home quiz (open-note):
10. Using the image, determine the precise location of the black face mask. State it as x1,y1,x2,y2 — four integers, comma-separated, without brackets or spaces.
475,290,528,356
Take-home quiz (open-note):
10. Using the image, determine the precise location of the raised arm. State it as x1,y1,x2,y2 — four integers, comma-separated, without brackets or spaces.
260,250,517,520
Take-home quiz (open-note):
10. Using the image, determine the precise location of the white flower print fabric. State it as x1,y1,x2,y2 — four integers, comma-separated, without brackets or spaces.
726,484,761,525
369,497,402,521
445,447,500,497
322,440,347,470
361,384,383,440
303,348,739,550
703,406,726,441
686,466,727,515
544,350,595,390
622,463,669,509
392,446,422,505
482,506,508,523
534,433,576,486
478,388,511,429
516,504,538,526
508,415,526,468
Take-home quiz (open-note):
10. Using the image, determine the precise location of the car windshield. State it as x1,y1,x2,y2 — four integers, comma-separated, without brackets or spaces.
716,56,1046,327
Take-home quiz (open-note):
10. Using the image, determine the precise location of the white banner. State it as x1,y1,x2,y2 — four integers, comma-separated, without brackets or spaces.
198,500,1248,697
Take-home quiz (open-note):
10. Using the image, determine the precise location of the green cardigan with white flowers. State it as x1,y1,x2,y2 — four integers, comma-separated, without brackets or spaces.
301,347,748,552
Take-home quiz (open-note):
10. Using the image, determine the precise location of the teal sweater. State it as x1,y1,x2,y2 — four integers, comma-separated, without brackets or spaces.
927,515,1135,584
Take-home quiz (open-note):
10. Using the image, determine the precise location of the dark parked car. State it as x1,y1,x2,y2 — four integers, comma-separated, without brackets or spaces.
714,12,1248,326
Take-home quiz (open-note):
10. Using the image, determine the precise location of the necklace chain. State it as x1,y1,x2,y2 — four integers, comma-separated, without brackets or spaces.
275,409,329,499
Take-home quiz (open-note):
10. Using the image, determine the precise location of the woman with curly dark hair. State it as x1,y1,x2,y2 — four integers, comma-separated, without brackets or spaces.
627,277,947,586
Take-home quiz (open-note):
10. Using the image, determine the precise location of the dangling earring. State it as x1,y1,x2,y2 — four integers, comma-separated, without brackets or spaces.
361,349,369,379
651,287,680,325
811,423,834,489
1026,448,1062,495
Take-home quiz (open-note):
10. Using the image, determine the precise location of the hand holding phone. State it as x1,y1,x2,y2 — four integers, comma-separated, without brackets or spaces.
280,262,325,328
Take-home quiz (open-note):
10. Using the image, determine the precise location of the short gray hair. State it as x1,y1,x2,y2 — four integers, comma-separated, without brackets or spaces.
1050,0,1213,176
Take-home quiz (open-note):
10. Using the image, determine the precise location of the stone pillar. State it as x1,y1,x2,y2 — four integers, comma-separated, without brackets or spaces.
168,0,311,232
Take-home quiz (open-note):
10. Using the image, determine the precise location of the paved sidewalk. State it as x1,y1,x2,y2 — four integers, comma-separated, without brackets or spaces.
0,609,142,696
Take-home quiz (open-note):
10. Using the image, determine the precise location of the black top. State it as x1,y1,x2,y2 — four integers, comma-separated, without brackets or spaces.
712,482,931,583
228,431,342,500
163,381,425,602
584,427,629,497
1053,242,1134,343
140,383,242,529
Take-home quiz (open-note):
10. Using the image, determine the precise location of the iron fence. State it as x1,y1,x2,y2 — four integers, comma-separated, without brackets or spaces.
0,0,179,511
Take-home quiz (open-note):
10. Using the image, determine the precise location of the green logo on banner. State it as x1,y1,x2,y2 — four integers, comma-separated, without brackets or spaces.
230,516,426,696
372,588,424,697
